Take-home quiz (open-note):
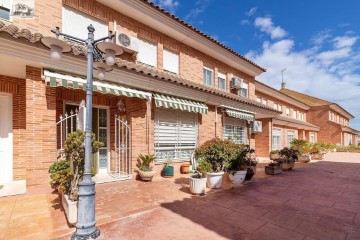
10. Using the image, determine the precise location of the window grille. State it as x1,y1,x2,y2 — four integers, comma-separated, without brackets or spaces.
223,117,247,144
272,129,281,150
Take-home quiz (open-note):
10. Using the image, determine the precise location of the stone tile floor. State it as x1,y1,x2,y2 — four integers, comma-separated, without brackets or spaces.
1,152,360,240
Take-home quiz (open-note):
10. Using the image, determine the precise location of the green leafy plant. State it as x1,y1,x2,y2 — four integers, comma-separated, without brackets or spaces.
290,139,310,155
193,159,212,178
194,138,241,173
49,130,103,201
279,147,298,160
164,158,172,167
227,145,251,174
138,154,156,172
268,161,281,167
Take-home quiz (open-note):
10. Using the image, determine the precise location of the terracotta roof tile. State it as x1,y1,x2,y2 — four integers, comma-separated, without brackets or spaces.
279,88,331,107
276,116,320,130
0,21,42,43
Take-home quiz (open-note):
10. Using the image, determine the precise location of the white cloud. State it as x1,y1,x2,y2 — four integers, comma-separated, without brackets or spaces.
246,7,257,16
151,0,179,13
241,19,250,25
254,16,287,39
311,29,332,46
246,32,360,129
184,0,212,25
333,36,358,48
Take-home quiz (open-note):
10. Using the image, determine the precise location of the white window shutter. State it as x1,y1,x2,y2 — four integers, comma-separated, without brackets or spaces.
138,38,157,67
62,6,108,40
163,49,179,74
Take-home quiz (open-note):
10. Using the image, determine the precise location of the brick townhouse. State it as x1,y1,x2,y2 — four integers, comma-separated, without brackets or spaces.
280,85,359,146
254,81,320,157
0,0,280,196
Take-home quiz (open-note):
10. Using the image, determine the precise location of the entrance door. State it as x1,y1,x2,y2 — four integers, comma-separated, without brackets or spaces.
0,93,13,184
64,104,109,174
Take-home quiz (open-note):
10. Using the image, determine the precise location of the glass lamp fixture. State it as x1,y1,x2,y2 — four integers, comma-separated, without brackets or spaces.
41,37,71,60
93,62,112,80
96,42,123,66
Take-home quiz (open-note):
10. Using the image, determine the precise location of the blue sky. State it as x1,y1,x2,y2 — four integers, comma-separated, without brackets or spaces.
152,0,360,130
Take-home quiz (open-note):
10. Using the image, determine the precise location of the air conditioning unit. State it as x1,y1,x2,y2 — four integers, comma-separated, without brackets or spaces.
115,31,139,53
230,77,243,89
251,121,262,133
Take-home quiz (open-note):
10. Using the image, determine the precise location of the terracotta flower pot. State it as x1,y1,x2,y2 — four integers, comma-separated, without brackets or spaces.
180,164,190,174
138,170,155,181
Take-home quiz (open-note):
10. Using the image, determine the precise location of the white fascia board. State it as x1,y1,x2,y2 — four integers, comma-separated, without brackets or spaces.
97,0,264,77
0,38,276,117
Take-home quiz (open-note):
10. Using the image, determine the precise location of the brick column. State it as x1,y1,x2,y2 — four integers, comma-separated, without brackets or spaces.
25,66,56,186
255,118,272,157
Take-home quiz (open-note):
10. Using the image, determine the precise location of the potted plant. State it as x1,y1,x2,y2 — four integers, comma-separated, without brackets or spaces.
279,147,298,171
162,159,174,178
269,150,280,160
189,159,209,194
137,154,156,181
194,138,238,189
227,145,247,187
290,139,311,163
265,161,281,175
180,163,190,174
310,142,328,160
48,130,103,225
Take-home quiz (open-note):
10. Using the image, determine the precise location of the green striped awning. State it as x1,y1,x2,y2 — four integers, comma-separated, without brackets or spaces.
43,70,152,101
154,93,208,114
225,108,254,121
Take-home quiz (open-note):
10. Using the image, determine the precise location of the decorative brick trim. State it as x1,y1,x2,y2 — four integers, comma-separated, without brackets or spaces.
0,80,19,93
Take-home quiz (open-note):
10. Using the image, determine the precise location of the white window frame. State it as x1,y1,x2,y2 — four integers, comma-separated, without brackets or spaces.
278,104,282,112
262,98,267,105
223,117,248,145
0,1,11,21
154,108,198,162
256,97,261,103
218,72,226,90
272,129,282,150
238,82,248,98
286,108,290,117
310,133,316,144
137,38,157,67
62,6,108,41
163,48,179,74
293,110,297,119
287,131,295,147
274,103,278,110
203,67,214,86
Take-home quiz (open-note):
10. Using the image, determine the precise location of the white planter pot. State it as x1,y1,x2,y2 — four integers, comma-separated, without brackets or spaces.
206,172,224,189
228,170,247,187
229,170,247,187
189,176,207,194
62,194,78,225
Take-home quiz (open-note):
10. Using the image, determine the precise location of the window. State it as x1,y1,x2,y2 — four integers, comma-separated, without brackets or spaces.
154,108,198,162
299,112,304,121
336,115,339,123
262,98,267,105
62,6,108,40
329,111,331,121
310,133,315,143
286,108,290,117
163,48,179,74
287,131,295,147
239,82,248,97
218,72,226,90
256,97,261,103
293,110,297,119
274,103,278,110
138,38,157,67
0,4,10,20
223,117,247,144
272,129,281,150
278,104,282,112
203,67,213,86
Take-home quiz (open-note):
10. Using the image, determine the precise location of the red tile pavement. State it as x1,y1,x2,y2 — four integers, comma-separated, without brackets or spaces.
1,152,360,240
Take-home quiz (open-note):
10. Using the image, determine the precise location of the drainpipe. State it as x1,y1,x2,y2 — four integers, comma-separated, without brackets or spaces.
215,106,217,138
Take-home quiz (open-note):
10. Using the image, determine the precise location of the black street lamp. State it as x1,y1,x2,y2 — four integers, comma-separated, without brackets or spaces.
41,25,123,239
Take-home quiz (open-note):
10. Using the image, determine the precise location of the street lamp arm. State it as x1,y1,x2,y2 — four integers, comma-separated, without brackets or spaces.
94,32,115,44
51,27,87,44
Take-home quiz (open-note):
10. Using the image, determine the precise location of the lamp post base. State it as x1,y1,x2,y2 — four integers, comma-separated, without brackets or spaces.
72,179,99,239
71,229,100,240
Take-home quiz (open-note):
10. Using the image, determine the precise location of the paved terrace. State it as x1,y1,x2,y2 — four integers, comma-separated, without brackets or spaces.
1,152,360,240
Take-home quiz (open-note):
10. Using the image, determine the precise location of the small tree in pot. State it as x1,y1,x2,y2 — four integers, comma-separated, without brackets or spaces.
227,145,247,187
290,139,311,163
194,138,238,189
279,147,298,171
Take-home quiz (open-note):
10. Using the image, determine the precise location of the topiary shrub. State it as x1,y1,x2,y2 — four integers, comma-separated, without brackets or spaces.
49,130,103,201
194,138,241,173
